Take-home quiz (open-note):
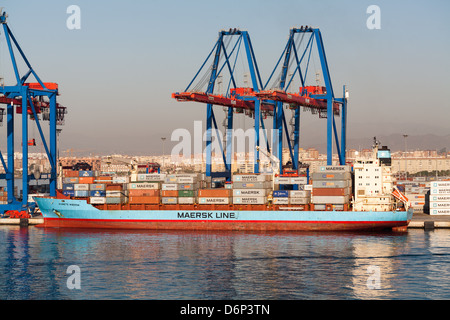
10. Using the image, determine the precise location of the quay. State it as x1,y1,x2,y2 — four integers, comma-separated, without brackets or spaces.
1,214,449,229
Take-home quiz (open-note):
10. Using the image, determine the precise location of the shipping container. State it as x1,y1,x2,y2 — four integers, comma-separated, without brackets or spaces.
430,195,450,202
311,172,351,181
273,190,289,198
177,176,198,184
289,190,311,198
160,190,177,197
232,189,268,197
79,177,95,184
178,197,195,205
79,170,94,177
319,165,352,172
289,197,310,204
290,177,308,184
161,183,178,191
96,176,113,182
312,195,350,204
63,170,79,177
178,190,196,197
129,189,160,197
198,189,232,197
232,181,271,189
89,184,106,191
90,197,106,204
431,181,450,188
63,183,74,191
106,190,122,197
233,197,266,204
106,197,124,204
162,197,178,204
430,188,450,195
313,188,349,196
74,184,89,191
232,174,271,182
429,202,450,209
64,177,79,184
199,197,230,204
178,183,198,190
89,190,106,197
273,197,289,205
74,190,89,197
105,184,123,191
430,208,450,215
129,196,160,204
62,190,75,197
111,176,130,184
312,180,349,188
136,173,166,182
129,182,160,190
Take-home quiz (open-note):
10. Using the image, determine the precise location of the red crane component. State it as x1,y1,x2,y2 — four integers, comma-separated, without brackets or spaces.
255,89,340,115
172,90,275,112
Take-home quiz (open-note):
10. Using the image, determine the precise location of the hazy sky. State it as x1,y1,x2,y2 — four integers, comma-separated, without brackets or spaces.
0,0,449,156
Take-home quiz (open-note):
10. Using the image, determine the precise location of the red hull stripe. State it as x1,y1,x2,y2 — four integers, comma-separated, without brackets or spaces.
38,218,407,231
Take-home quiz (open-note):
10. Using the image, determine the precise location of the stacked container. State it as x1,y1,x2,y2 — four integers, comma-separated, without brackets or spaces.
429,181,450,215
129,173,166,204
311,166,352,211
396,179,430,214
161,174,200,205
0,187,7,204
198,188,232,205
232,174,272,205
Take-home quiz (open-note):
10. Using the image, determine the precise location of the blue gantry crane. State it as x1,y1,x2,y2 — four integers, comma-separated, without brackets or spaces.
0,11,66,216
173,27,348,179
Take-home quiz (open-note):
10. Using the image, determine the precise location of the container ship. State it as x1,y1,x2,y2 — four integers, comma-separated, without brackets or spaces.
35,142,413,231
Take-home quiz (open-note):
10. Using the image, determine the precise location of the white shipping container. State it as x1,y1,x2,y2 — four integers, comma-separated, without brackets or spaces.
274,177,291,184
289,190,311,198
289,197,310,204
90,197,106,204
430,188,450,195
430,208,450,215
319,165,352,172
112,176,129,184
137,173,166,182
161,183,178,191
199,197,230,204
429,202,450,209
178,197,195,204
74,184,89,191
233,197,266,204
177,176,198,184
232,174,270,182
430,195,450,202
233,189,268,197
290,177,308,184
106,190,122,197
312,195,349,204
129,182,160,190
431,181,450,188
304,184,313,191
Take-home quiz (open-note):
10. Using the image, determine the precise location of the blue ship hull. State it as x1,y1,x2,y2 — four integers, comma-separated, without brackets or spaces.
34,197,413,232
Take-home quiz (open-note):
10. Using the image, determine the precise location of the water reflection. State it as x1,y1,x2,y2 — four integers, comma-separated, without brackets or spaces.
0,226,449,299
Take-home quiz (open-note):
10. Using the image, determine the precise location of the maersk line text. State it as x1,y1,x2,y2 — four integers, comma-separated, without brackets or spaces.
177,212,237,219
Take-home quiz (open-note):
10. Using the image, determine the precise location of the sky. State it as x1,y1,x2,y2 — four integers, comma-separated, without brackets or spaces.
0,0,449,157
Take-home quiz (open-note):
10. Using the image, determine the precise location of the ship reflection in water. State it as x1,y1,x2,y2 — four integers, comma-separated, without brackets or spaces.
0,227,449,300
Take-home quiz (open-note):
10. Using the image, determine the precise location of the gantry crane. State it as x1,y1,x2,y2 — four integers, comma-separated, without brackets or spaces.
0,11,67,215
173,26,347,177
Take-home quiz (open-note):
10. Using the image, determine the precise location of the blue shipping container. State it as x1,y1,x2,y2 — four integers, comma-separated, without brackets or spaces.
79,170,94,177
273,190,289,198
62,190,75,197
63,183,74,190
90,190,106,197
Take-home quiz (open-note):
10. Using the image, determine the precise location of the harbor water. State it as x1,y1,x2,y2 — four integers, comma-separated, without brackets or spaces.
0,226,449,300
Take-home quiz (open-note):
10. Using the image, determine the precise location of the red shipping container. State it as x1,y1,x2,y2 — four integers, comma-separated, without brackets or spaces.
198,189,231,197
79,177,95,184
129,196,160,204
161,190,178,197
106,184,123,191
313,188,349,196
129,189,160,197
